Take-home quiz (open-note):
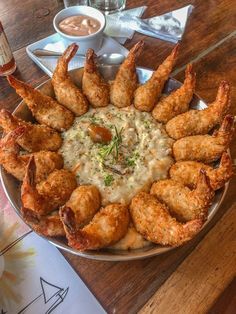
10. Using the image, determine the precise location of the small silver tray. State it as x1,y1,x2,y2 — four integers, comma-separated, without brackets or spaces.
0,65,229,261
26,33,128,77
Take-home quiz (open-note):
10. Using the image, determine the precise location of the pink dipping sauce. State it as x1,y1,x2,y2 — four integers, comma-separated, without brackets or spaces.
59,15,101,36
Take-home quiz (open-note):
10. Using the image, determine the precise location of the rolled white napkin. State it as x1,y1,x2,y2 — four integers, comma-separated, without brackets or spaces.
104,6,147,44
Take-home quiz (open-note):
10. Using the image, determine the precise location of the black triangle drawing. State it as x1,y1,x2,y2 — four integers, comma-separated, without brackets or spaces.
40,277,64,304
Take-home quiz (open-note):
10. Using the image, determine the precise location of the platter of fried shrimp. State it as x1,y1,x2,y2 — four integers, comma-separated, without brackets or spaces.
0,41,234,261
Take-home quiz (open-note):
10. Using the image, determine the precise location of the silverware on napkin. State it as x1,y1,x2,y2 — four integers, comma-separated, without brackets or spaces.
118,5,193,43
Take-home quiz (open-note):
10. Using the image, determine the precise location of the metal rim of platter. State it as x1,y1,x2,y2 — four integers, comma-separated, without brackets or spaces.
0,65,229,261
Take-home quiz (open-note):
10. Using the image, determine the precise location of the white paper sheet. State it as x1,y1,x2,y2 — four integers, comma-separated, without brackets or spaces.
0,187,106,314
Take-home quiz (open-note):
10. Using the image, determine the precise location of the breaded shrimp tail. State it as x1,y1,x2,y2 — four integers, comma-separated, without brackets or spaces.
7,75,74,131
134,43,179,112
210,152,233,190
166,81,231,139
152,64,196,123
173,115,234,163
84,48,97,73
21,156,77,216
0,109,62,152
21,156,47,217
169,152,233,191
52,43,89,116
0,127,27,180
130,192,203,246
21,207,65,237
55,43,78,76
151,170,214,222
110,40,144,108
60,185,101,228
82,48,110,108
0,109,21,131
214,114,234,143
61,204,129,250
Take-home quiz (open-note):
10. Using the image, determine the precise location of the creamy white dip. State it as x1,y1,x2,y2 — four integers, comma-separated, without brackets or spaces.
60,105,173,206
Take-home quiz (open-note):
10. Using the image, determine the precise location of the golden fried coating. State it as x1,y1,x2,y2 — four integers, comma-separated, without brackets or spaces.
150,170,214,222
21,157,77,216
110,224,151,250
130,192,203,246
134,44,179,112
173,115,234,163
60,203,129,250
166,81,230,139
169,152,233,191
7,75,74,131
0,109,62,152
110,40,144,108
60,185,101,228
0,128,63,182
82,48,110,108
0,127,26,180
21,207,65,237
152,64,196,123
52,43,89,116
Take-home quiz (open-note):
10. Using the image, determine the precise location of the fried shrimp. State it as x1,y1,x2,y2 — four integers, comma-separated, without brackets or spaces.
134,44,179,112
0,109,62,152
110,40,144,108
60,185,101,228
130,192,203,246
7,75,74,131
169,152,233,191
150,170,214,222
0,127,63,182
21,156,77,216
152,64,196,123
166,81,230,139
82,48,110,108
21,207,65,237
173,115,234,163
60,203,129,250
52,43,89,116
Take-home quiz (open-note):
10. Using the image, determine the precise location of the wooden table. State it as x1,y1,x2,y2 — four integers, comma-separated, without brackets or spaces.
0,0,235,313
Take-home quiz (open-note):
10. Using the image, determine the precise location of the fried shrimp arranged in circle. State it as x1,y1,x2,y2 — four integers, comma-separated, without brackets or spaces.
130,192,203,247
21,208,65,237
169,152,233,191
110,40,144,108
82,48,110,108
21,156,77,217
52,43,89,116
0,109,62,152
0,127,63,182
60,204,129,250
173,115,234,163
166,81,231,139
134,44,179,112
7,75,74,131
151,170,214,222
60,185,101,228
152,64,196,123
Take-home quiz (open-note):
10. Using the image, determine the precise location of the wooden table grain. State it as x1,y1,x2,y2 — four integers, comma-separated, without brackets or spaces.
0,1,235,313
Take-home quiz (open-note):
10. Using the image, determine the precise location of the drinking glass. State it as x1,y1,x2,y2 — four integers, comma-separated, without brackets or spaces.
63,0,88,7
89,0,126,14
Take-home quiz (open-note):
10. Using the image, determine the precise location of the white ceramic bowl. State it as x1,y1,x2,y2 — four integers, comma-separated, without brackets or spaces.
53,6,106,54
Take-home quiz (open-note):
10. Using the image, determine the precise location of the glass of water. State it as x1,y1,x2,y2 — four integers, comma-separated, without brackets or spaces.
63,0,88,7
89,0,126,14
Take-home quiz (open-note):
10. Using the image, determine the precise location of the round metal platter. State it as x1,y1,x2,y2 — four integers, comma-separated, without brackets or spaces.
0,65,229,261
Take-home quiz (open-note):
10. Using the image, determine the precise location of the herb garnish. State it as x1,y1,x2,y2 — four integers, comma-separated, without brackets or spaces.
126,152,140,167
104,174,114,186
98,126,123,161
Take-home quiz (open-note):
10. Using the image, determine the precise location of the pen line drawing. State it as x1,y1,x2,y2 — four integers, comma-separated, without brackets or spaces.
18,277,69,314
